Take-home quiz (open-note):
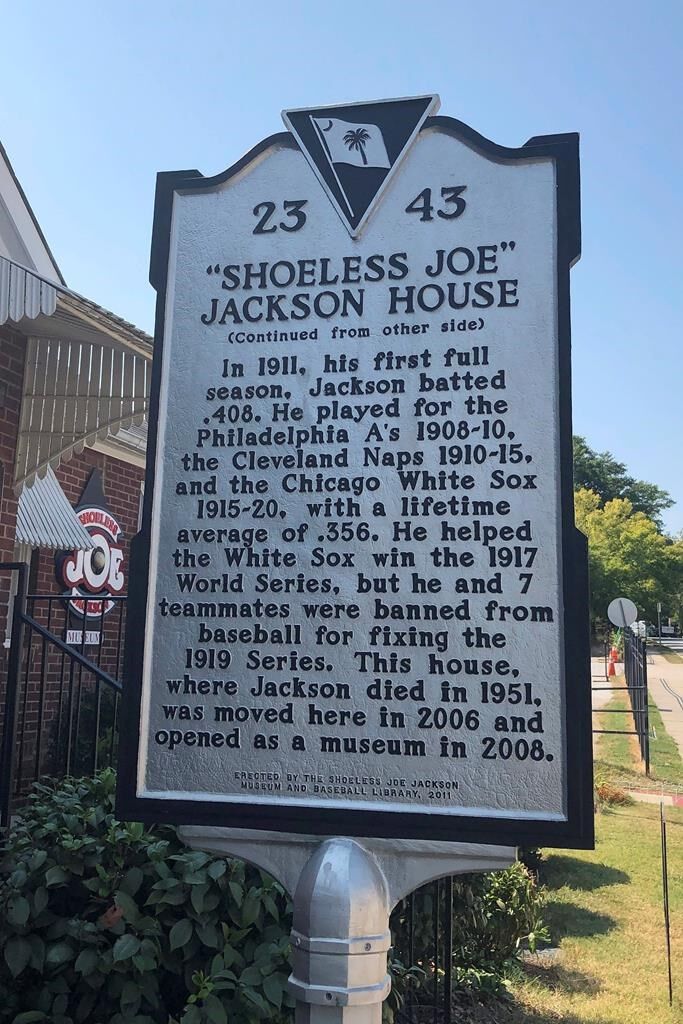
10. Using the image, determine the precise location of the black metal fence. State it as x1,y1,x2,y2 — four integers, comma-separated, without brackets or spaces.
0,563,124,828
394,877,455,1024
623,630,650,773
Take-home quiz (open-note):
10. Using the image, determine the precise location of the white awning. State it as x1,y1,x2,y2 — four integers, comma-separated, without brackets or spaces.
0,254,152,491
16,466,95,550
0,255,57,324
15,335,149,489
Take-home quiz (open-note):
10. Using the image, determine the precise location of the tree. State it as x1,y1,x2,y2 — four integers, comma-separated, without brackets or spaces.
343,128,371,165
573,436,673,527
574,489,683,627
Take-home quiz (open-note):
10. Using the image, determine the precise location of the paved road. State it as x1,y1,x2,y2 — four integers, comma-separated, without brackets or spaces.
655,637,683,652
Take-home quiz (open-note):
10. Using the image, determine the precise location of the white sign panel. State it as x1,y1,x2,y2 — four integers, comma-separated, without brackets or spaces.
607,597,638,629
118,97,592,847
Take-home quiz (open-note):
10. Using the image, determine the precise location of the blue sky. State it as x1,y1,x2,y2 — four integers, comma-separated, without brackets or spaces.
2,0,681,531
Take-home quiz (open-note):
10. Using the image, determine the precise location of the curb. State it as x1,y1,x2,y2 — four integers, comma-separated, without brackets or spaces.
626,789,683,807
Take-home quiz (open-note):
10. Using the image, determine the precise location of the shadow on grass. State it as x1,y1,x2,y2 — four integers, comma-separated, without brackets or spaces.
438,989,612,1024
521,959,601,995
541,855,629,891
543,901,616,941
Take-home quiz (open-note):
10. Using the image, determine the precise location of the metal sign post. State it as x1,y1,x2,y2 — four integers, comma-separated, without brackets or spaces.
117,95,592,1018
179,826,515,1023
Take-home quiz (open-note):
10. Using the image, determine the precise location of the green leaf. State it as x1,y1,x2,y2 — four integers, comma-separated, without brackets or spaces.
180,1007,201,1024
196,922,220,949
263,972,283,1009
241,894,260,928
12,1012,48,1023
169,918,193,951
240,965,262,987
45,941,75,967
75,949,100,975
52,993,69,1016
121,979,141,1009
120,866,144,897
159,889,187,906
115,890,141,924
112,933,141,962
28,850,48,872
241,989,270,1014
127,822,145,841
45,866,69,888
33,886,49,915
207,860,226,880
75,989,98,1022
262,893,279,920
4,936,32,977
8,895,31,927
184,870,207,886
203,993,227,1024
28,934,45,971
228,881,243,904
191,885,207,916
133,953,157,972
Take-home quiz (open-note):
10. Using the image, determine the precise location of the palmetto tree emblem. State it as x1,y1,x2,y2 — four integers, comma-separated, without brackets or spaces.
343,127,371,165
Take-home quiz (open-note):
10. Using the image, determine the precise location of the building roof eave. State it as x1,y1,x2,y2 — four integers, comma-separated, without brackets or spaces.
0,255,152,358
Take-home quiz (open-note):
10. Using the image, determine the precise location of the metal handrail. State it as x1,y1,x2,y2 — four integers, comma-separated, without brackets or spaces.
19,612,122,691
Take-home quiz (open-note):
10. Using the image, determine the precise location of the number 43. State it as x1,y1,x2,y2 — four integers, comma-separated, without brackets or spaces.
405,185,467,222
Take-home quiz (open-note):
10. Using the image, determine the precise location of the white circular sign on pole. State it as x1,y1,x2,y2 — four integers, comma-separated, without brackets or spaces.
607,597,638,629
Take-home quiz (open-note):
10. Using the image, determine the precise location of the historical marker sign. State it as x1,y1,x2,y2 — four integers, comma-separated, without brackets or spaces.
117,97,593,847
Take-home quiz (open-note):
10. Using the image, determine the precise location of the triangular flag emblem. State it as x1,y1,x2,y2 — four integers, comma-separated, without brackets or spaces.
283,95,439,236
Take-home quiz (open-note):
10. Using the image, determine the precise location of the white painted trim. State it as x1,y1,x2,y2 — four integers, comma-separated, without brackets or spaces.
91,437,146,469
0,145,62,282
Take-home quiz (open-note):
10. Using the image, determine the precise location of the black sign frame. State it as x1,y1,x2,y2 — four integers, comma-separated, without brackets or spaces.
116,114,593,849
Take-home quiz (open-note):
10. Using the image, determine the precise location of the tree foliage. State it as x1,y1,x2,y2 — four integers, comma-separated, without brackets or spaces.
573,436,673,526
574,489,683,626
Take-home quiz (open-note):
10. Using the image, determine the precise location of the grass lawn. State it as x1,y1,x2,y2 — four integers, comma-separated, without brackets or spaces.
650,699,683,787
650,646,683,665
506,803,683,1024
593,683,683,791
452,679,683,1023
450,805,683,1024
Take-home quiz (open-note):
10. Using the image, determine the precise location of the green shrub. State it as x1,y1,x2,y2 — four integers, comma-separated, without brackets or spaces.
595,781,634,808
392,861,548,1000
452,863,548,966
0,772,547,1021
0,771,293,1024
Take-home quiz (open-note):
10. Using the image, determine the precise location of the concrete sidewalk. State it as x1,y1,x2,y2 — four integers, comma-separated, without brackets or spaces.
647,651,683,764
590,655,619,754
590,651,683,807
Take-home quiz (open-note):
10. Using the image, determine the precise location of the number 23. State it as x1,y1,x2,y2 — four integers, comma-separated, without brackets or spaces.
253,199,308,234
